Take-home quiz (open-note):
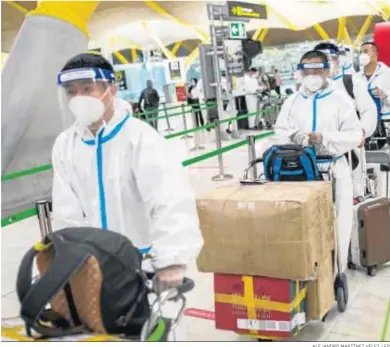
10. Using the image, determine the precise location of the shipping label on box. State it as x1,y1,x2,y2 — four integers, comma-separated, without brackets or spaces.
214,274,307,340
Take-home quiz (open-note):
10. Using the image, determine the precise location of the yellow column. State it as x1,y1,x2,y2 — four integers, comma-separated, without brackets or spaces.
353,15,374,50
131,48,137,63
313,24,330,40
337,17,346,43
27,1,99,37
259,28,269,42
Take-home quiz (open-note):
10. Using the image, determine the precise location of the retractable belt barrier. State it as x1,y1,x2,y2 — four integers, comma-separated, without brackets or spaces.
1,106,277,227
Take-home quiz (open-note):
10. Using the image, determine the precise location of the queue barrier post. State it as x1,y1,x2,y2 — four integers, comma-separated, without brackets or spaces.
247,135,258,180
190,109,205,152
180,104,193,139
211,119,233,182
163,103,174,133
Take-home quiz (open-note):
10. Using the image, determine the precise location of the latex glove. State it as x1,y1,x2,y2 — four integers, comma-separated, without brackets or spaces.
371,87,388,100
291,131,309,146
153,265,186,294
308,132,323,144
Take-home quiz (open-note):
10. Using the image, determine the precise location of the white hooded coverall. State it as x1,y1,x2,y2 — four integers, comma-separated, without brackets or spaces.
52,98,204,271
244,74,259,128
259,85,362,273
331,74,377,197
355,62,390,197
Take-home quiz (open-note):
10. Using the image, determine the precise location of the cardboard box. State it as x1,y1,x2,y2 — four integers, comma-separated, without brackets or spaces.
214,274,307,339
197,182,335,280
306,252,334,320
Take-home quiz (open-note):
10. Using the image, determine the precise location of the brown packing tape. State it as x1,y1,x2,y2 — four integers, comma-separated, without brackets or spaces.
196,182,335,280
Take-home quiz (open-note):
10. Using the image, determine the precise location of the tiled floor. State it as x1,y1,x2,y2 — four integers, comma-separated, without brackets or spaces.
1,119,390,341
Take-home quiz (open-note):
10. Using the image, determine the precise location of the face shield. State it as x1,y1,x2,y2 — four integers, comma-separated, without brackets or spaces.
297,62,330,93
316,48,340,77
57,68,115,129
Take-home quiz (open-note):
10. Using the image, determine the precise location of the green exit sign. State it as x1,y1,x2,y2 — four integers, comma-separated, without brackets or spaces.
229,22,247,39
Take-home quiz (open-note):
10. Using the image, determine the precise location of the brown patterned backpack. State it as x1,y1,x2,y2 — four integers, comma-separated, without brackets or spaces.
16,227,150,339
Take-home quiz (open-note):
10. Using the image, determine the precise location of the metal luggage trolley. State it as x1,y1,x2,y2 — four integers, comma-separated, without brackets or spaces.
236,139,348,341
11,200,195,342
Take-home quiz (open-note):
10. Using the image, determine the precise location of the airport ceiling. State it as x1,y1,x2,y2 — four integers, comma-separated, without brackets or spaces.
1,1,388,53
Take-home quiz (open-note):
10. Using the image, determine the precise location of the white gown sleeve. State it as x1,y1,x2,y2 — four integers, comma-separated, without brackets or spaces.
321,93,363,154
52,133,87,228
131,123,204,270
353,76,377,137
274,93,306,145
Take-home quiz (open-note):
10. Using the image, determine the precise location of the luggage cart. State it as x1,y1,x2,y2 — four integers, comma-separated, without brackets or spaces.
238,154,348,341
3,278,194,342
15,200,195,342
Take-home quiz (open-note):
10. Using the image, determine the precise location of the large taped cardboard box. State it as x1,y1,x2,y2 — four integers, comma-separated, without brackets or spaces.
306,252,334,320
196,182,334,280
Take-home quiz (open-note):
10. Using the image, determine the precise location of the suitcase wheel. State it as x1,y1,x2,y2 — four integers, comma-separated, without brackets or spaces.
336,286,347,313
266,121,273,130
335,273,348,313
257,338,273,342
347,261,357,270
367,265,377,277
257,121,264,130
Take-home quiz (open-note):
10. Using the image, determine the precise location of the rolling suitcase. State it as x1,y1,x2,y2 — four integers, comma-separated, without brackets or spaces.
349,150,390,276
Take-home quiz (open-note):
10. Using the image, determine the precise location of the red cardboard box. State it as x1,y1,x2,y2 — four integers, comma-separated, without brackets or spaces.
214,274,307,340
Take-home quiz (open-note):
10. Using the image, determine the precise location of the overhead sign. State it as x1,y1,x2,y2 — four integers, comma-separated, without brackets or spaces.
114,70,128,91
227,1,267,20
229,22,247,39
169,61,182,81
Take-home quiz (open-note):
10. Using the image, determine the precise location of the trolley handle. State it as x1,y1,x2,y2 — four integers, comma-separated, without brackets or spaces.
316,155,334,161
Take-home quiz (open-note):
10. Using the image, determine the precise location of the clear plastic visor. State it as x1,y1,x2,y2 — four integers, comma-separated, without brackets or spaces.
296,62,330,78
57,68,114,128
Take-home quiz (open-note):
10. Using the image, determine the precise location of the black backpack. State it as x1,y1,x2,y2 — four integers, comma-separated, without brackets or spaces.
343,75,388,150
263,74,277,90
263,144,322,182
17,227,150,339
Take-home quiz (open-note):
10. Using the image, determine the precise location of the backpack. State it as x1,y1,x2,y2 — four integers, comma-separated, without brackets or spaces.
263,74,277,90
342,74,355,101
263,144,321,182
17,227,150,339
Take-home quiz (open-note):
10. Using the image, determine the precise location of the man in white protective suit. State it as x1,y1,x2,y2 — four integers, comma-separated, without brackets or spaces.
314,42,377,201
356,42,390,197
258,50,363,275
356,41,390,128
244,67,261,128
52,53,203,326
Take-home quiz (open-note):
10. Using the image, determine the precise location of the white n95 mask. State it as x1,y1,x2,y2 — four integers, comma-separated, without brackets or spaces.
359,53,371,67
303,75,324,93
68,96,106,128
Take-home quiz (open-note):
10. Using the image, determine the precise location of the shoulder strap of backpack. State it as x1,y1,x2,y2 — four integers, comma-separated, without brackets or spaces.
342,74,355,100
17,234,90,338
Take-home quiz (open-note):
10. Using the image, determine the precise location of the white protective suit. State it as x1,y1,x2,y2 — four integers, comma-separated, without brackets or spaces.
332,74,378,197
257,84,362,273
355,62,390,197
52,97,204,271
355,62,390,119
244,74,259,128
